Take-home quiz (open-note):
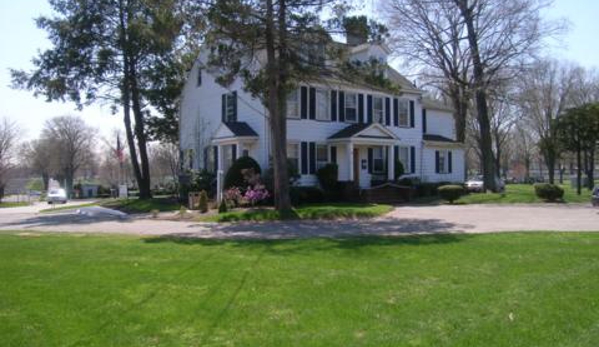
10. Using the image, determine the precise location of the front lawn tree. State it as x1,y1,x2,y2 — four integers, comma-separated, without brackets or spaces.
11,0,203,199
205,1,383,212
0,118,20,203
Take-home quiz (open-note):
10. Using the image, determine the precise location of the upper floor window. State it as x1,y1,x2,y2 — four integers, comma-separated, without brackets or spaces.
398,100,409,127
287,89,300,119
345,93,358,123
315,89,330,121
222,91,237,122
438,151,447,174
373,96,384,123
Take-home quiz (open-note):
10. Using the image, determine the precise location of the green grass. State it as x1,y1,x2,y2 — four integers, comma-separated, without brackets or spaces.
417,184,593,205
1,232,599,346
0,201,28,208
100,198,182,214
200,203,393,222
39,202,99,213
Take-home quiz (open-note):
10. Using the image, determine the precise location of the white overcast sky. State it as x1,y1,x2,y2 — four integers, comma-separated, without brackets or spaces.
1,0,598,141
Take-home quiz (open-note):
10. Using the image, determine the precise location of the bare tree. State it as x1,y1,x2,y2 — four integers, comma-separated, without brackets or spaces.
149,142,180,192
20,138,54,191
0,118,20,202
385,0,563,191
41,116,96,197
517,59,579,183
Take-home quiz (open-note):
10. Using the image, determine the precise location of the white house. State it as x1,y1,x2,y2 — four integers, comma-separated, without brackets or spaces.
179,36,465,198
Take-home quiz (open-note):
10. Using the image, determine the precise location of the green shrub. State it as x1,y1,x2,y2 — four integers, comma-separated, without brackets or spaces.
395,161,405,180
198,190,208,213
438,185,464,204
224,157,261,189
290,186,325,206
218,199,228,213
534,183,564,202
316,163,338,192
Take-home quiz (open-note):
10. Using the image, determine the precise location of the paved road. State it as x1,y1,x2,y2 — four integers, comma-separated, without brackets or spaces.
1,202,597,239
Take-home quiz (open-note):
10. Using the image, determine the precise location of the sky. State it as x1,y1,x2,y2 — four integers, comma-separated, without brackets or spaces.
1,0,598,141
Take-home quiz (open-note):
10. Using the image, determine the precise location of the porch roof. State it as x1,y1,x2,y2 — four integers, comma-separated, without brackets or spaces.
328,123,398,144
212,122,259,145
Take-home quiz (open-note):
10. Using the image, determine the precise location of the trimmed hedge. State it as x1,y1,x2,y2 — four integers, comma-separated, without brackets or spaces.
290,186,325,206
438,185,464,204
224,156,261,189
534,183,564,202
316,163,338,192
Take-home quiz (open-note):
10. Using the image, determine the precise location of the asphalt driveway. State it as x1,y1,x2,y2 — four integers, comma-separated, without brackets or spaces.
1,202,597,239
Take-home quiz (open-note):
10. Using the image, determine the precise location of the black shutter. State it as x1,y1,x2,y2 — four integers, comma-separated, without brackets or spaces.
309,142,316,174
339,91,345,122
448,151,453,173
367,95,373,123
232,91,238,122
300,86,308,119
409,100,415,128
221,94,226,122
385,146,389,173
422,109,427,133
330,146,337,164
301,142,308,174
232,144,237,162
435,151,440,174
393,98,399,127
368,148,373,174
358,94,364,123
309,87,316,120
393,145,399,179
331,90,337,122
385,97,391,126
410,146,416,174
213,146,219,172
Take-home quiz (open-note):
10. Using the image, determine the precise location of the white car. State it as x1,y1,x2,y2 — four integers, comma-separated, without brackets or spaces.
466,176,505,193
47,188,68,204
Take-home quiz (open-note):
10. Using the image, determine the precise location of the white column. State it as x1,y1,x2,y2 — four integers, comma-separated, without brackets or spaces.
347,142,354,182
217,144,224,203
388,144,395,181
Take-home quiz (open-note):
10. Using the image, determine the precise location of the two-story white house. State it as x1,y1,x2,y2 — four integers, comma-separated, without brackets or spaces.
179,36,465,197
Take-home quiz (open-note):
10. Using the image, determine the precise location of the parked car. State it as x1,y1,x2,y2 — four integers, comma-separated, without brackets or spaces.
465,175,505,193
592,187,599,207
47,188,67,204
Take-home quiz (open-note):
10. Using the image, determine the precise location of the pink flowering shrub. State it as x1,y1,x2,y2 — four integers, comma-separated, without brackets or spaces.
244,184,270,206
223,187,243,206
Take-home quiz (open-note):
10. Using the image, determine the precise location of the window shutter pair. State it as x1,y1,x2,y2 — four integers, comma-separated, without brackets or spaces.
385,97,391,126
300,142,317,175
434,150,452,173
409,100,415,128
393,98,399,127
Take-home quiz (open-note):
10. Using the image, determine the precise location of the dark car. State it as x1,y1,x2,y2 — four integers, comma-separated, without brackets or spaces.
592,187,599,207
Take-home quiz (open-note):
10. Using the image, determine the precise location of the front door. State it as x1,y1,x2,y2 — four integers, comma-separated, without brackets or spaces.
353,148,360,185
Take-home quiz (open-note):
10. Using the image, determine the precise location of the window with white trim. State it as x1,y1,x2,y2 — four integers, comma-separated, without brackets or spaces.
223,92,237,122
438,150,447,174
373,96,384,123
287,143,300,173
286,89,300,119
398,100,409,127
345,93,357,123
223,145,235,173
315,89,330,121
316,144,328,169
398,146,410,173
373,147,384,173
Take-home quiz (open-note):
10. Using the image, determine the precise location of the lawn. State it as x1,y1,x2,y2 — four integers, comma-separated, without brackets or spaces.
39,202,99,213
0,201,28,208
100,197,182,214
416,184,593,205
1,232,599,346
200,203,393,222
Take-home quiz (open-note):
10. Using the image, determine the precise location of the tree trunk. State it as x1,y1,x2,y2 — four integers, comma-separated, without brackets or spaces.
449,84,468,143
588,148,595,190
129,64,152,199
576,142,582,195
264,0,291,213
456,0,497,192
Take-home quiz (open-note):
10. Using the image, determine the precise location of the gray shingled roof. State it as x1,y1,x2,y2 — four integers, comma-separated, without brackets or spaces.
224,122,258,137
423,134,457,143
328,123,371,139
